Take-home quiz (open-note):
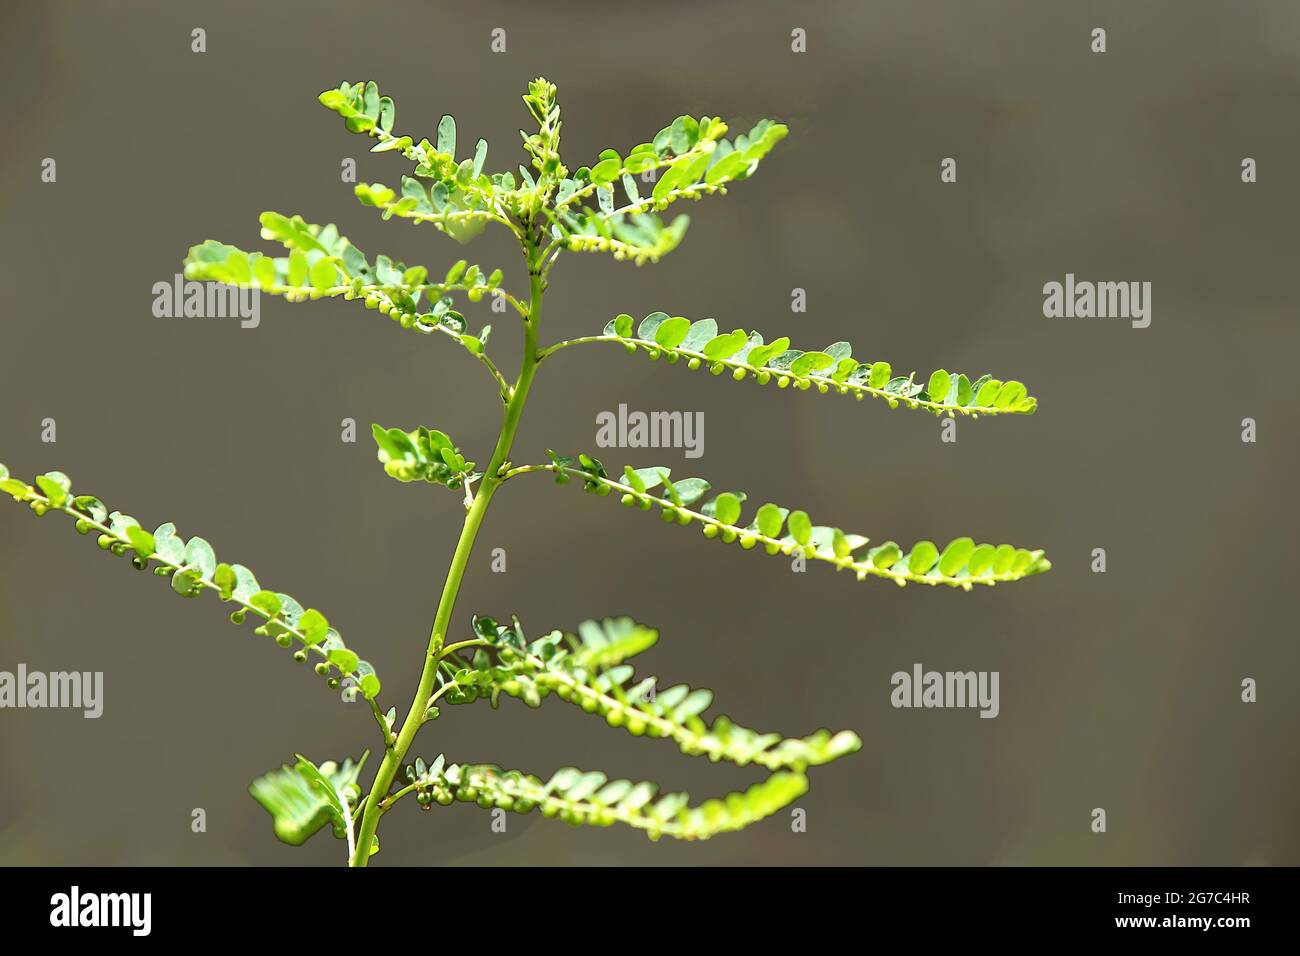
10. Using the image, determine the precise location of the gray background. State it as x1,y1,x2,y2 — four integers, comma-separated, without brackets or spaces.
1,0,1296,865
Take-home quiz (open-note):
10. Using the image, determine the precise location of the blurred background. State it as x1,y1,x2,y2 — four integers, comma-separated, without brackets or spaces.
0,0,1297,866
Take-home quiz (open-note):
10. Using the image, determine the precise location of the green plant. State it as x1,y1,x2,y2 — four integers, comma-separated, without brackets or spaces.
0,78,1049,866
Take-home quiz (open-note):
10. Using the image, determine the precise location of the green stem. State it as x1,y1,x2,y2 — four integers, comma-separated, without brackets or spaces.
350,239,545,866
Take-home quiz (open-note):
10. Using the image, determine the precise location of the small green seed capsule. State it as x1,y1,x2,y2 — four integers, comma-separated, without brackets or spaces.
314,662,330,676
110,542,127,557
74,519,91,535
757,370,771,385
275,633,293,648
702,524,719,539
327,677,341,690
292,649,307,663
799,379,812,390
740,535,758,550
709,362,724,376
96,534,113,550
855,392,865,401
230,609,246,625
131,556,147,570
676,510,691,525
687,357,701,370
817,382,829,393
596,484,612,497
721,529,737,544
639,498,652,511
732,367,746,381
660,507,676,522
665,352,679,364
620,493,635,507
31,502,48,516
154,567,170,577
777,376,790,388
623,341,637,354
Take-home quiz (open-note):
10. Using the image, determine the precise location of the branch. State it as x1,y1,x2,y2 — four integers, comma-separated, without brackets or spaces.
184,216,520,396
0,464,383,700
538,313,1038,417
436,615,863,772
402,754,810,841
500,457,1051,589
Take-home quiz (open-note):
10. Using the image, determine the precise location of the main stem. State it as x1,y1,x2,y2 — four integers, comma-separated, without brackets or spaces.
350,235,544,866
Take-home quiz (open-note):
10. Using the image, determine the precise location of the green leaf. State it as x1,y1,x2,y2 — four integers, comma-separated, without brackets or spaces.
125,526,155,559
437,114,456,155
0,478,30,498
250,590,282,618
788,510,812,546
213,563,237,601
34,473,70,508
249,753,367,847
171,568,200,596
926,370,951,405
427,613,862,824
299,609,329,645
0,465,379,694
309,257,337,291
702,330,748,360
328,648,360,673
408,757,809,841
593,315,1038,417
907,541,940,575
654,317,691,348
185,537,217,580
186,214,508,341
710,492,742,525
372,422,478,490
534,457,1049,589
938,537,975,577
754,502,785,537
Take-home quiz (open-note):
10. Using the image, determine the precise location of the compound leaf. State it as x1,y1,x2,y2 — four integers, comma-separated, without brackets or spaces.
0,463,382,698
578,313,1038,417
521,455,1050,589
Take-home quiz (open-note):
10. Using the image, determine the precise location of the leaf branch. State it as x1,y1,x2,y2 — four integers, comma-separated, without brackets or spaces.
500,458,1050,589
0,465,383,702
400,755,809,841
538,314,1038,417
